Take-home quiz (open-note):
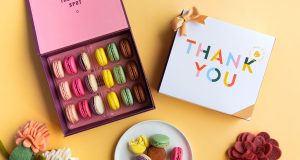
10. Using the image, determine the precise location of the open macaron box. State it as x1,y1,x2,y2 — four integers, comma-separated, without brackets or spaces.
27,0,155,136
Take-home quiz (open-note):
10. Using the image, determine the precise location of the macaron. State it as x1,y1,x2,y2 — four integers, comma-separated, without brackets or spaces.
107,91,120,110
113,65,126,84
85,74,98,93
89,95,105,115
120,88,134,106
171,147,183,160
78,52,91,71
119,38,133,58
95,48,108,66
106,42,120,62
52,60,64,78
135,154,151,160
72,78,85,97
65,104,79,124
126,61,139,81
78,100,92,118
147,147,166,160
150,134,170,148
102,69,114,88
128,136,149,155
132,84,146,103
63,56,77,75
59,81,72,100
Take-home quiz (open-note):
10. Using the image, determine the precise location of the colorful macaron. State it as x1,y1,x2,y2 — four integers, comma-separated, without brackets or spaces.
107,91,120,110
106,42,120,62
102,69,114,88
119,38,133,58
135,154,151,160
85,74,98,93
65,104,79,124
72,78,85,97
128,135,149,155
78,52,91,71
150,134,170,148
95,48,108,66
52,60,64,78
63,56,78,75
89,95,105,115
113,65,126,84
147,147,166,160
59,81,72,100
171,147,183,160
78,100,92,118
132,84,146,103
120,88,134,106
126,61,139,81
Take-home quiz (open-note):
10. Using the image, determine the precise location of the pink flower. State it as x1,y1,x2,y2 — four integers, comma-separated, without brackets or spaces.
227,132,281,160
15,121,49,153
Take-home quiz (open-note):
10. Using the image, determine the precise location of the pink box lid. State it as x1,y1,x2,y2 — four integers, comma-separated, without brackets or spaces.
28,0,129,55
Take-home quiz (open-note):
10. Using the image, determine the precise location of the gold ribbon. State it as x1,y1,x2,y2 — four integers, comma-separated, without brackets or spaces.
171,7,207,36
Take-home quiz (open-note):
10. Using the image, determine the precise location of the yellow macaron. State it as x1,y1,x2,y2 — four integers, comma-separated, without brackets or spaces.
95,48,108,66
107,92,120,110
128,135,149,155
102,69,114,88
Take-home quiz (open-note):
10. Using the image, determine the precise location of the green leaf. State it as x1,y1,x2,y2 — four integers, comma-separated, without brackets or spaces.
9,145,33,160
0,140,9,159
33,154,46,160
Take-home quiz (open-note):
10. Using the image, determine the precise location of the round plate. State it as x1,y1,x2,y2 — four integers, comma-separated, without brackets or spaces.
114,120,193,160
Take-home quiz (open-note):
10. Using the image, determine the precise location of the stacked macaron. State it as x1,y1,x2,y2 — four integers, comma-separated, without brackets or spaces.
52,52,91,79
94,39,133,68
119,38,133,58
128,134,183,160
64,95,105,124
50,37,150,127
54,53,92,101
147,134,169,160
106,84,146,111
77,52,91,71
100,61,140,89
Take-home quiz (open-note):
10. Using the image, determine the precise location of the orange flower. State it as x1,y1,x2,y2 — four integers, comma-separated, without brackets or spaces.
15,121,49,153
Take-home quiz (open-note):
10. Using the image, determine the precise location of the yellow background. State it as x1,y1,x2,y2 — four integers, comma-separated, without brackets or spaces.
0,0,299,159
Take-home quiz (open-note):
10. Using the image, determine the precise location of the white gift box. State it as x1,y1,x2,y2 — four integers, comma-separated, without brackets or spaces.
159,15,275,120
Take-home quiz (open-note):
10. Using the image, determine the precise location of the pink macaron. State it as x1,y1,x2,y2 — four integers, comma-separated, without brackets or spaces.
59,81,72,100
52,60,64,78
64,56,78,74
72,78,85,97
171,147,183,160
78,100,91,118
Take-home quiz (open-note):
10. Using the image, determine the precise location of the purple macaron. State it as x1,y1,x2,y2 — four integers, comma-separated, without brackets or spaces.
135,154,151,160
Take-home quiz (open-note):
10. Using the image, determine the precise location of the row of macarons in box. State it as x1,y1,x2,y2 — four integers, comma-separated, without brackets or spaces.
58,61,139,101
64,83,146,124
52,38,134,79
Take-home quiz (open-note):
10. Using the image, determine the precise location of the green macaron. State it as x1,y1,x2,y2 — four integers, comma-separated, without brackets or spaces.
120,88,134,106
113,65,126,84
107,42,120,62
150,134,170,148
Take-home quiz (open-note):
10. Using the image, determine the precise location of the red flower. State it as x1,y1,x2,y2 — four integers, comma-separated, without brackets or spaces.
227,132,281,160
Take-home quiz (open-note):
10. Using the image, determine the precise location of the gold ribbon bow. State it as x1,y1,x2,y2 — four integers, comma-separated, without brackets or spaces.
171,7,207,36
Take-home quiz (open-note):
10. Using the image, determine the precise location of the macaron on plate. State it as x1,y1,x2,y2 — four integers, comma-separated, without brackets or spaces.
114,120,192,160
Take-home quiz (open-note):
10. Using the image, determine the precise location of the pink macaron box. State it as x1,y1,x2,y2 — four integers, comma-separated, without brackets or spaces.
27,0,155,136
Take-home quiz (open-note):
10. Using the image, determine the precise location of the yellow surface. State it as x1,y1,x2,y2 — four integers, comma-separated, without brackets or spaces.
0,0,299,159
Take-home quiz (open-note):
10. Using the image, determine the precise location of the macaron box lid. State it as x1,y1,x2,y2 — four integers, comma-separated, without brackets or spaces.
28,0,129,55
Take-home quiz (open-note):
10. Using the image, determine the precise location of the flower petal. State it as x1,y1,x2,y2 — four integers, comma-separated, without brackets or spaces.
268,146,281,160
